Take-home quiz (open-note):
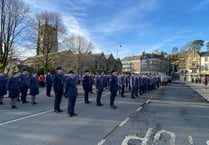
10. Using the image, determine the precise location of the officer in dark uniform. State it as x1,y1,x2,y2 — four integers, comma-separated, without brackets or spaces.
109,69,118,109
130,73,136,99
82,70,91,104
64,70,78,117
95,72,104,106
53,66,64,113
45,72,53,97
20,69,29,103
118,73,125,97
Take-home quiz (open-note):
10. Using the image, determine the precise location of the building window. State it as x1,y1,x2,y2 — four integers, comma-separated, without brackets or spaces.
205,57,208,62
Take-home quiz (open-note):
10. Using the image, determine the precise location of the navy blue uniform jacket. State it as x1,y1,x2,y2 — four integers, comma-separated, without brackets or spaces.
53,73,64,93
64,77,77,97
109,75,118,92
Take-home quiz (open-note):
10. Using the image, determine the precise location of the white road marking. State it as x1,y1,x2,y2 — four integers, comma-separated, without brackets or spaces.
136,106,143,112
206,140,209,145
146,99,151,104
153,129,176,145
0,99,87,126
119,117,130,127
97,139,106,145
0,109,53,126
188,135,194,145
121,128,153,145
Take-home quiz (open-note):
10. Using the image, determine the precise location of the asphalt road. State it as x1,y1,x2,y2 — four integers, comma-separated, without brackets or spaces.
0,86,148,145
1,82,209,145
102,81,209,145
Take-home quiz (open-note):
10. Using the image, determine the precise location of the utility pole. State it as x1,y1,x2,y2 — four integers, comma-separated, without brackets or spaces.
116,43,122,59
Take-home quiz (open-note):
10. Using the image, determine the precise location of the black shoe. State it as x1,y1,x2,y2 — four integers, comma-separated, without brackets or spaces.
132,97,136,99
97,104,103,106
54,110,63,113
0,102,4,105
58,109,63,112
85,101,91,104
22,101,29,104
110,105,117,109
32,102,37,105
12,105,18,109
72,113,77,116
69,113,77,117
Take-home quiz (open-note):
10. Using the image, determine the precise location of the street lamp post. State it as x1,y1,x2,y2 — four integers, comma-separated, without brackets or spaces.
116,43,122,59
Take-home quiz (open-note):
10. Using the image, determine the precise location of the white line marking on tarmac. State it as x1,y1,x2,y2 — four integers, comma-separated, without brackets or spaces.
0,109,53,126
188,135,194,145
97,139,106,145
153,130,176,145
0,99,87,126
206,140,209,145
119,117,130,127
146,99,151,104
121,128,153,145
136,107,143,112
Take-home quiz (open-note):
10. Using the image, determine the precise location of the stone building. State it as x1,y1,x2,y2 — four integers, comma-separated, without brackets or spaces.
121,55,141,73
200,51,209,77
105,54,117,72
140,52,170,75
23,22,123,74
23,51,122,74
178,49,200,81
37,21,58,55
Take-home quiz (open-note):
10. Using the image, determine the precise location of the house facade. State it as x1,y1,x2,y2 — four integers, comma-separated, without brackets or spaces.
121,55,141,73
178,49,200,81
140,52,170,75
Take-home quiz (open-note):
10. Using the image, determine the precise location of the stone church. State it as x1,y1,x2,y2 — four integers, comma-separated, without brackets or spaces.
23,22,122,74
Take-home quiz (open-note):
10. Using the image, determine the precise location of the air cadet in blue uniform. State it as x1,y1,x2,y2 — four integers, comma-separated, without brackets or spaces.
95,72,104,106
53,67,64,113
19,70,29,104
45,72,53,97
130,73,136,99
109,69,118,109
118,73,125,97
0,70,7,105
82,70,91,104
64,70,78,117
29,72,39,105
7,71,21,108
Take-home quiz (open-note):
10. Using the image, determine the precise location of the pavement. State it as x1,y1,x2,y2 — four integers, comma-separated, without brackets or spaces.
185,81,209,102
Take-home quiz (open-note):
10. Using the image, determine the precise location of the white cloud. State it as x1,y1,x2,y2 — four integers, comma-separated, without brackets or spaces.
93,0,157,34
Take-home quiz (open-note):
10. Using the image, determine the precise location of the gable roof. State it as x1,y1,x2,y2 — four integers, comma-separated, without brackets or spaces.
200,51,209,57
121,55,141,61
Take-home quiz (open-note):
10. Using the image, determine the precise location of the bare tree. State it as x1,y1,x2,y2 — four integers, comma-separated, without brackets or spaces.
64,34,94,73
0,0,31,71
36,11,66,73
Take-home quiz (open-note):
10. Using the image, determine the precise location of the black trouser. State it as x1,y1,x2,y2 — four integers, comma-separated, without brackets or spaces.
20,86,28,103
96,89,103,105
121,85,125,97
46,83,52,96
84,89,90,103
110,90,117,106
131,87,136,98
54,90,63,111
68,96,77,114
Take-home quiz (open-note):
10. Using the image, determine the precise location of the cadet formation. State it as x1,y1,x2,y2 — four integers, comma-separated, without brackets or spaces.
0,67,165,117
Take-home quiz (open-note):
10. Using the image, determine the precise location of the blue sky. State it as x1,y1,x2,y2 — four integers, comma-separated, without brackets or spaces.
23,0,209,59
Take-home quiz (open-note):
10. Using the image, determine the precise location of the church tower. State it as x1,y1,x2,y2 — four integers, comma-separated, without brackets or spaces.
37,20,58,55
